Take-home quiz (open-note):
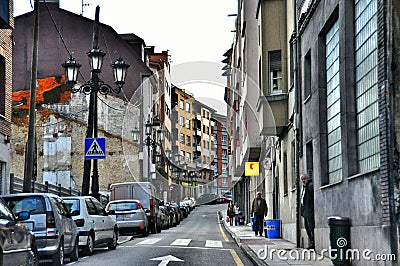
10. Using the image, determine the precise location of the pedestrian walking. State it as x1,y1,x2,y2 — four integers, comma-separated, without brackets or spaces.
234,202,240,226
251,191,268,236
227,201,235,226
301,173,315,249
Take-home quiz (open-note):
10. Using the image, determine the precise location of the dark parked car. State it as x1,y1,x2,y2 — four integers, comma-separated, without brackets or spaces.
0,197,38,266
2,193,79,266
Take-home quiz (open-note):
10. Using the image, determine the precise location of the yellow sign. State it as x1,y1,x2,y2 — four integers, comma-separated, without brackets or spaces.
245,162,259,176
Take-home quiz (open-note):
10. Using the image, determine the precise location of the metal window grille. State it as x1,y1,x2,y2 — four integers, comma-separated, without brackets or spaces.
355,0,379,172
326,20,342,183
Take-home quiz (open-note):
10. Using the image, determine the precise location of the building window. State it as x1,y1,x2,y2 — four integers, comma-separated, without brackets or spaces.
283,152,288,195
326,19,342,183
180,133,185,144
269,50,282,94
355,0,379,172
180,116,185,127
0,55,5,116
222,135,227,145
304,50,311,100
186,153,191,163
289,40,295,88
186,120,190,129
186,136,191,146
186,102,190,113
180,100,184,109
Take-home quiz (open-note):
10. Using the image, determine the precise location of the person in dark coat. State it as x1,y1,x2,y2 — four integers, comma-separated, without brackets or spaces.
227,201,235,226
251,192,268,236
301,174,315,249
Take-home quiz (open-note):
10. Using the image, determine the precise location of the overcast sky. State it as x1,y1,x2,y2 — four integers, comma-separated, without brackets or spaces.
13,0,236,114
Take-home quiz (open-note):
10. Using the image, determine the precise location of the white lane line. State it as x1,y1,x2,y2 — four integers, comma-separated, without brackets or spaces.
205,240,223,248
170,238,192,246
136,238,162,245
119,245,231,251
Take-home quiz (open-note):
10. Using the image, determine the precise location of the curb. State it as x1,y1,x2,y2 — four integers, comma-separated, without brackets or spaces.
218,211,268,266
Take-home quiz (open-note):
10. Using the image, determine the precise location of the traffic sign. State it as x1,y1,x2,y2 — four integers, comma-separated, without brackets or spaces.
84,138,106,160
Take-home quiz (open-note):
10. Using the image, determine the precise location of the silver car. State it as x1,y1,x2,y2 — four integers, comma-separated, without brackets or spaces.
106,200,149,237
63,196,118,256
2,193,79,266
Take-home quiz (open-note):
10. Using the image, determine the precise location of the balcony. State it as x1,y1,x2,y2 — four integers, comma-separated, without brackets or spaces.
257,93,288,136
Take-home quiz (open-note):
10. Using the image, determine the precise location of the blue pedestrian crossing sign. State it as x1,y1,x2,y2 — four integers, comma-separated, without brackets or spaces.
84,138,106,160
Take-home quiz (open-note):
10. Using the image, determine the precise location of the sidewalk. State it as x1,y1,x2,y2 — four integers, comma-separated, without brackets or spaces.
219,213,333,266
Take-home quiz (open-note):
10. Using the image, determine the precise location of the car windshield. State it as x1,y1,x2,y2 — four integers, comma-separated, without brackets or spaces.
108,202,139,211
4,196,46,215
64,199,80,216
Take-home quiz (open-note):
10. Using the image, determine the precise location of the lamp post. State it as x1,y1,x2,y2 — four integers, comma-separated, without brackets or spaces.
144,119,161,183
62,6,129,199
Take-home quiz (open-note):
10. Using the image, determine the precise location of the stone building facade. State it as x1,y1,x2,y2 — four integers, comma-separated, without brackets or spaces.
10,99,141,194
0,0,13,195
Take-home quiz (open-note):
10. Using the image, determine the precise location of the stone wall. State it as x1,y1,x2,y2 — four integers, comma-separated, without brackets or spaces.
10,108,141,193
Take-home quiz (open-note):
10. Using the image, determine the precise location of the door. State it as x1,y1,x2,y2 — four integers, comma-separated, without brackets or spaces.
51,197,73,251
85,198,103,241
91,198,113,239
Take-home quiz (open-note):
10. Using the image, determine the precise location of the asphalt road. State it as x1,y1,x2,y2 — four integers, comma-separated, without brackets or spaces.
56,204,253,266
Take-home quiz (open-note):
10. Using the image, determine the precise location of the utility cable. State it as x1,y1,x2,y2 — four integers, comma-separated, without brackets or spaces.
43,0,87,82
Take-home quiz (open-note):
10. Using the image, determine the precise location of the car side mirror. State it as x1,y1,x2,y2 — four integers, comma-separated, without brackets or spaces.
16,211,30,221
145,209,150,214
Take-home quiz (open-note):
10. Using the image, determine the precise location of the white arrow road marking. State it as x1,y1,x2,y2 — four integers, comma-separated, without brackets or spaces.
150,255,184,266
136,238,162,245
170,238,191,246
205,240,223,248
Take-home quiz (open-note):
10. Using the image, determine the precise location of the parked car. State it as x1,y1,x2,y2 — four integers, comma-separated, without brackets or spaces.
2,193,79,266
106,200,149,236
109,182,162,233
159,206,170,230
179,202,189,218
0,197,38,266
63,196,118,256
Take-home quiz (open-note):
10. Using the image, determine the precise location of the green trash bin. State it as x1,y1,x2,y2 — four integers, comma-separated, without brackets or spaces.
328,216,351,266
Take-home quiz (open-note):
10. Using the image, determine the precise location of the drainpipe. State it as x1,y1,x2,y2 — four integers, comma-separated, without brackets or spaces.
293,1,302,248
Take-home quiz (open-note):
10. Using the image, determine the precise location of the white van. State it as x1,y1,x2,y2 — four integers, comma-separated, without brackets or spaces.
110,182,162,233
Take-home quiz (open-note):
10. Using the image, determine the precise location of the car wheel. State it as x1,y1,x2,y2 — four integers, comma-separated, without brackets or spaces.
69,238,79,262
107,229,117,250
142,225,149,237
150,223,158,234
52,239,64,266
82,233,94,256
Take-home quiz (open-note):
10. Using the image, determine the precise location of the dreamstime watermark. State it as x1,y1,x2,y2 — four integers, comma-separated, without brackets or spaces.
257,238,396,262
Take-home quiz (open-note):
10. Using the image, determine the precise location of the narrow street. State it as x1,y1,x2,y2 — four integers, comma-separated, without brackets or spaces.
63,204,252,266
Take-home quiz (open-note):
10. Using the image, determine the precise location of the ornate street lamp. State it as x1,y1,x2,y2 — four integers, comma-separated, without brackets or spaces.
62,57,81,85
61,6,130,200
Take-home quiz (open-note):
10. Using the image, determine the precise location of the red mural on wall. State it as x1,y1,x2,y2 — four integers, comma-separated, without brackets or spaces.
12,75,70,109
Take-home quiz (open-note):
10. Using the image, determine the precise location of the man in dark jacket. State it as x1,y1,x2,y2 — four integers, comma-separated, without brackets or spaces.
301,174,315,249
251,192,268,236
